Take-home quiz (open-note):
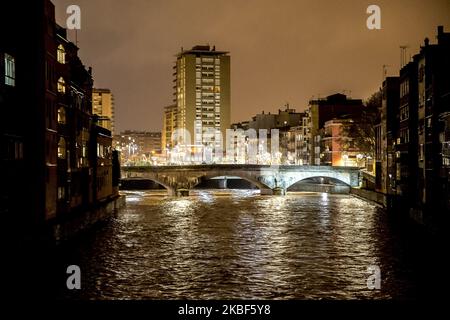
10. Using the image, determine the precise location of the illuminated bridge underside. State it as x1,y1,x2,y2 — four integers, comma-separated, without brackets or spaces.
121,165,360,196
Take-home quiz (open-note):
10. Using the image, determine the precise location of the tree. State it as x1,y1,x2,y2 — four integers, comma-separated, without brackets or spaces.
340,90,382,166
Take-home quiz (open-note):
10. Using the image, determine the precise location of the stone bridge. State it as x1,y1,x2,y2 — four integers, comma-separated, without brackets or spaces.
121,164,360,196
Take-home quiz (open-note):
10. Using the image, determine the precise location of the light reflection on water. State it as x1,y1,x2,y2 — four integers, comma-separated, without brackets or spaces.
58,190,419,300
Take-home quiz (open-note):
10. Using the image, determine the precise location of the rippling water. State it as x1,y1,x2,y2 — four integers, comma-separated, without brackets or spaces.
42,190,428,300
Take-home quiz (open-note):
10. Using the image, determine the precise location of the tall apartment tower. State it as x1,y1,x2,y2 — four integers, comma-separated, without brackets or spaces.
93,88,115,135
174,45,230,154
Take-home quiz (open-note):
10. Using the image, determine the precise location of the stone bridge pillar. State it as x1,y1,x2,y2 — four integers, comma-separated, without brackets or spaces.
349,170,360,187
170,175,201,197
175,188,190,197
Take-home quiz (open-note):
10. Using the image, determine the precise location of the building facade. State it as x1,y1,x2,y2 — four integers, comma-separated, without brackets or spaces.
306,93,363,165
93,88,115,135
0,0,118,239
174,45,230,157
393,58,419,200
415,28,450,215
379,77,399,195
114,130,162,165
162,104,177,151
374,26,450,219
321,119,365,167
229,106,307,164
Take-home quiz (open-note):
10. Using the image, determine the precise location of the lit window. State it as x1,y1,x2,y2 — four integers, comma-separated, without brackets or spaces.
57,45,66,64
57,107,66,124
419,144,424,161
4,53,15,86
58,137,66,159
57,77,66,93
58,186,65,200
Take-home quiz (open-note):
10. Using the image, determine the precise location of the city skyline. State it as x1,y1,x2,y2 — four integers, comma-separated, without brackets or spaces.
52,0,450,132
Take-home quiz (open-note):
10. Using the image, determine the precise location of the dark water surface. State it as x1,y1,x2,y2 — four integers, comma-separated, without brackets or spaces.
29,190,444,300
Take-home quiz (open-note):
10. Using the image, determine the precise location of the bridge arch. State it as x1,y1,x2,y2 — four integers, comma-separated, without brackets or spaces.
196,171,272,191
122,171,181,195
281,171,354,189
289,176,350,186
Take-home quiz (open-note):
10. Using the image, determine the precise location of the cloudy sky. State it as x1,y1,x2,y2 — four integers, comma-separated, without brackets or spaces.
53,0,450,133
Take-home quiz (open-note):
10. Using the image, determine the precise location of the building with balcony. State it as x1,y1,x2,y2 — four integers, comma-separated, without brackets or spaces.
393,57,419,200
174,45,230,159
320,119,366,167
415,27,450,214
306,93,363,165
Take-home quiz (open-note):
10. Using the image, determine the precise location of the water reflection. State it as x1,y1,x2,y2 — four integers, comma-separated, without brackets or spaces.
55,190,419,300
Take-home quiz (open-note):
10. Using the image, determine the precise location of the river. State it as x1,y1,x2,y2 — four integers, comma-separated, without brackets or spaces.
32,189,441,300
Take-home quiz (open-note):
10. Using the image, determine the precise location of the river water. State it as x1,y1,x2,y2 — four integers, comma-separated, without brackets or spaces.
34,189,441,300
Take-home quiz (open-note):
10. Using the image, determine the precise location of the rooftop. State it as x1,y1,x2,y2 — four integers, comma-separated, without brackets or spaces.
176,45,229,57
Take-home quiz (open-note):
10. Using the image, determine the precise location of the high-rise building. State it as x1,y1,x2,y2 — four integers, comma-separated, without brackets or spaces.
93,88,115,135
162,104,177,151
174,45,230,156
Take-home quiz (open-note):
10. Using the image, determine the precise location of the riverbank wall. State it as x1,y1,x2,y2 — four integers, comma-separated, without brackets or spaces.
350,187,387,207
47,194,126,244
350,187,448,238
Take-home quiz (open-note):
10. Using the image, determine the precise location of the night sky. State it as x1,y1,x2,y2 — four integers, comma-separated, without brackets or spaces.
53,0,450,133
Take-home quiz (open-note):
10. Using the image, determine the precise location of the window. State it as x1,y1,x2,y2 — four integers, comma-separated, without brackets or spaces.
57,107,66,124
1,139,23,160
57,186,65,200
419,144,424,161
57,45,66,64
82,143,88,157
4,53,15,86
400,106,409,121
57,77,66,93
97,143,104,158
400,80,409,98
58,137,66,159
